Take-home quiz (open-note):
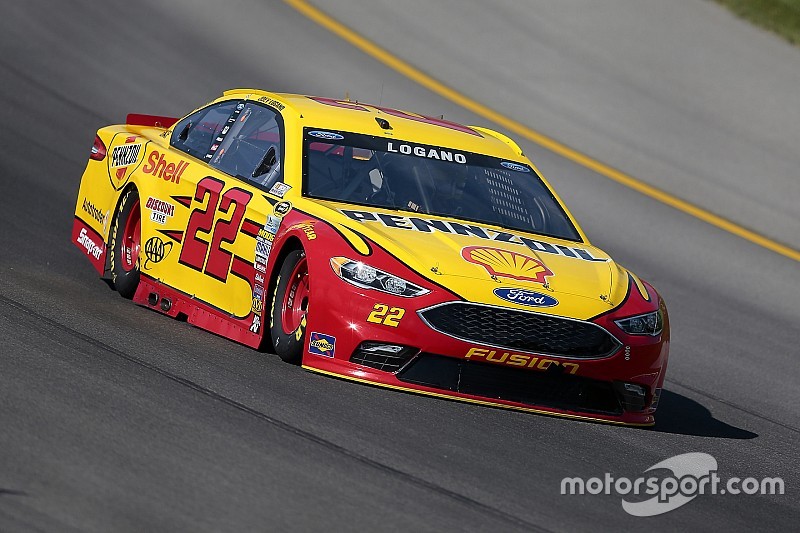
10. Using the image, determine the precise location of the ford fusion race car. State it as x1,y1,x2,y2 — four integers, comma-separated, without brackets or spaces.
73,89,669,425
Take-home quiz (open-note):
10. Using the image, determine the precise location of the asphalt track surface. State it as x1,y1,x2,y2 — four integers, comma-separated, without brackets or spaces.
0,1,798,531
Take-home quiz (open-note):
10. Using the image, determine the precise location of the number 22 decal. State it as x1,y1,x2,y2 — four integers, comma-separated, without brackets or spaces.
367,304,405,327
179,176,253,281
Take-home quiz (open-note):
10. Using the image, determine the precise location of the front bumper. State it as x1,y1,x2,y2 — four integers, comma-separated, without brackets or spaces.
301,257,669,426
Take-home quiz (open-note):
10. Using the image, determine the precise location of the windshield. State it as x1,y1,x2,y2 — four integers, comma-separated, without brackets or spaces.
302,129,581,241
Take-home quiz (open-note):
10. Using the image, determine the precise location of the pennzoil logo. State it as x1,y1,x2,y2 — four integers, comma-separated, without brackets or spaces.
143,236,172,270
109,136,144,182
465,347,579,374
461,246,553,284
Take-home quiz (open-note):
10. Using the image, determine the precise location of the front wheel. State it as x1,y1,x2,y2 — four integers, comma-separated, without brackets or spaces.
270,250,309,364
110,189,141,299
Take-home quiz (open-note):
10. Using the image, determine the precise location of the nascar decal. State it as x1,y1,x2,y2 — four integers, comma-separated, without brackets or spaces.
145,197,175,225
340,209,608,262
494,287,558,307
462,246,553,284
309,332,336,358
465,348,579,374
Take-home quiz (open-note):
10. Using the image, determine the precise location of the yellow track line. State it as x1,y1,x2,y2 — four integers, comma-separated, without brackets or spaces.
286,0,800,263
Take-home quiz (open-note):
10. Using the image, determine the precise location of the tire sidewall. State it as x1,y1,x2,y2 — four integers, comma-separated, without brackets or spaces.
270,250,307,364
110,188,141,299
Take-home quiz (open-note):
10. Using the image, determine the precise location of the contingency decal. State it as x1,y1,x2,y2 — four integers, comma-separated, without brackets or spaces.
462,246,553,284
308,332,336,358
251,207,285,334
142,236,173,270
268,182,292,198
340,209,609,262
145,196,176,225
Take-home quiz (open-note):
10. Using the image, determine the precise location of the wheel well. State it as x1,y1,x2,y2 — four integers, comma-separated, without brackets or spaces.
103,183,139,275
259,235,305,352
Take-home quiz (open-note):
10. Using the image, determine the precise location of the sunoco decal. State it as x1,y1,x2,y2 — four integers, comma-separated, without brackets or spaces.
309,332,336,358
494,287,558,307
340,209,608,262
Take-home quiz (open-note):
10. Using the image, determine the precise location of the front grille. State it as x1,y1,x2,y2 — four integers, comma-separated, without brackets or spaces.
398,354,623,415
419,302,620,359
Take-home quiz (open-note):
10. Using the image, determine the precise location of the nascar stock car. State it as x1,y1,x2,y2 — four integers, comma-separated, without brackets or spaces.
73,89,669,425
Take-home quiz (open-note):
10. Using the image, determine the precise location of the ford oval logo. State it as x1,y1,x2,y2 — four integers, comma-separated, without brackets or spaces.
308,130,344,140
493,287,558,307
500,161,530,173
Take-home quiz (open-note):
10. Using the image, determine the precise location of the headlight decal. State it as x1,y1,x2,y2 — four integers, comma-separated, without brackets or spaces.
330,257,430,297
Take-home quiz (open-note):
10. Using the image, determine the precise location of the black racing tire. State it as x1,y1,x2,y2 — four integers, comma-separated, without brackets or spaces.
270,249,308,364
109,188,141,299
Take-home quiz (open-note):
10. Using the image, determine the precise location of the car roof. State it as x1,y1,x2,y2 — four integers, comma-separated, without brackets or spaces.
219,89,525,160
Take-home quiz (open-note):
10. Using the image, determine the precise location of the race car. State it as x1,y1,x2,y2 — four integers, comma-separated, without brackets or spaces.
73,89,669,426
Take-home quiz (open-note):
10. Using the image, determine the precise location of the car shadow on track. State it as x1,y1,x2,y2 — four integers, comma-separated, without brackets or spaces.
650,390,757,439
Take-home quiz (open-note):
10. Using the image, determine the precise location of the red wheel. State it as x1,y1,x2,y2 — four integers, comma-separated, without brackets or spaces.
110,188,141,298
271,250,308,363
119,198,141,272
281,255,309,334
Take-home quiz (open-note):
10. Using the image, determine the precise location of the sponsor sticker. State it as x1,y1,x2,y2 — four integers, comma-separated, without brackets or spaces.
339,209,609,262
82,198,106,225
142,150,188,183
145,196,176,225
111,143,142,168
268,182,292,198
308,130,344,140
493,287,558,307
76,227,103,260
462,246,553,284
500,161,531,173
143,236,172,269
309,332,336,358
250,314,261,333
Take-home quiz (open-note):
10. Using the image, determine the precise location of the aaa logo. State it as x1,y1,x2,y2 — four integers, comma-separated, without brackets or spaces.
143,236,173,270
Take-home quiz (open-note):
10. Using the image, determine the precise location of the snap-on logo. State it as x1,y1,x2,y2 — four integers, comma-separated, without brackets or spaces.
494,287,558,307
77,228,103,260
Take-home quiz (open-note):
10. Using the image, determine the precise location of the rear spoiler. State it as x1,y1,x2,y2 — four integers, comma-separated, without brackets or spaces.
126,113,179,128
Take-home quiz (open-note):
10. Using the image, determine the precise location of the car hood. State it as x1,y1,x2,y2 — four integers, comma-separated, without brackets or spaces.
316,202,630,320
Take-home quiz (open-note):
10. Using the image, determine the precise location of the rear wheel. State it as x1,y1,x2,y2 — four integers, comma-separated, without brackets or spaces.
110,189,141,299
270,250,309,364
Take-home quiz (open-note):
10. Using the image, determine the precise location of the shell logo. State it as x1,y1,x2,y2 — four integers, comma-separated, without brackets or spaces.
461,246,553,284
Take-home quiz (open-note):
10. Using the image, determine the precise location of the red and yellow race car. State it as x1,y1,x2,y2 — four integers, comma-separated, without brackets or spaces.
73,89,669,425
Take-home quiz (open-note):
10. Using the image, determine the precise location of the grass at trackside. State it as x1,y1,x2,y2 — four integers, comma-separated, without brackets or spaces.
714,0,800,45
